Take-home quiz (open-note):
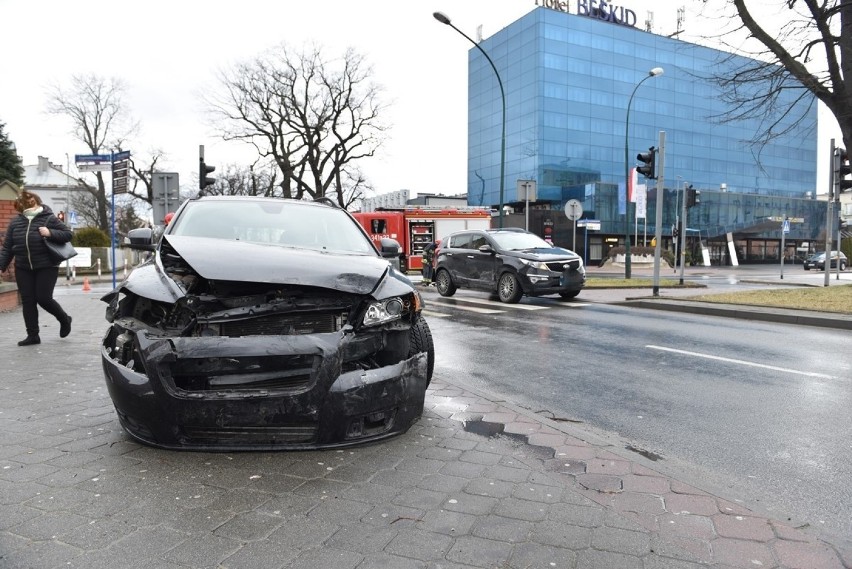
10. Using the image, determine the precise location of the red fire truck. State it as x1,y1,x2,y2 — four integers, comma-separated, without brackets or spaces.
353,206,492,272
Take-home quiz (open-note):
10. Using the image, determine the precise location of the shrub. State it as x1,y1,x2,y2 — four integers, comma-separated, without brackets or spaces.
606,245,674,268
72,227,111,247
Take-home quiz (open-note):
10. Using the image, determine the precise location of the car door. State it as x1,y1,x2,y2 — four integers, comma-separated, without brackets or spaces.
466,233,500,290
441,233,473,286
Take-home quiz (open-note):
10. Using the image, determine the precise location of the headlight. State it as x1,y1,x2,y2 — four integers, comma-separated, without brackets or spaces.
362,297,407,327
519,258,550,271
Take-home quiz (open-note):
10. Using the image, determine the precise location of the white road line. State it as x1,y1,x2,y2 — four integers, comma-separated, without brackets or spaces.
646,345,836,379
552,303,591,308
432,297,548,311
426,304,504,314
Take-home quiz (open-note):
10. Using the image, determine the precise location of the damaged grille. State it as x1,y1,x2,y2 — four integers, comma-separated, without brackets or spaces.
183,424,318,445
220,311,347,336
170,354,318,392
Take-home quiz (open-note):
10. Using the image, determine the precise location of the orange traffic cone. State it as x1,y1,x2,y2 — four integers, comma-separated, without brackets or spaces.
82,277,91,293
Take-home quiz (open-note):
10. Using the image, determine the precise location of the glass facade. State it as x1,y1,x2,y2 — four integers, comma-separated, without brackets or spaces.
466,7,825,262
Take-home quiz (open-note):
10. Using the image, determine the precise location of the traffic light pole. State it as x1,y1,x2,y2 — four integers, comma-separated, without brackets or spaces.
824,139,835,288
651,131,666,296
679,181,688,285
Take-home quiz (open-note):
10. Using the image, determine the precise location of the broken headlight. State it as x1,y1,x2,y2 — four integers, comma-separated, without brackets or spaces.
361,292,421,328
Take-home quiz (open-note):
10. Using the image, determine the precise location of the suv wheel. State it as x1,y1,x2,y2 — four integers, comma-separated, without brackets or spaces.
435,269,456,297
497,272,523,304
841,261,847,272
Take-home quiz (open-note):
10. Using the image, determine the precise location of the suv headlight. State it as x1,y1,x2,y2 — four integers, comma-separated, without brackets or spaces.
519,258,550,271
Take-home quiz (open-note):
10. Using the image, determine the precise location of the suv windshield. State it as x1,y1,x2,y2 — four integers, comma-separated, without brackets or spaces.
170,200,375,255
489,231,554,251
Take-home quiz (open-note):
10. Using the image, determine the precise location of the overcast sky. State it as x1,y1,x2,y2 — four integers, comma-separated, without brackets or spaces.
0,0,841,198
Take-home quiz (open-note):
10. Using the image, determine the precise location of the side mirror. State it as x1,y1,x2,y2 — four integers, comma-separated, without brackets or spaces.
126,228,155,251
379,237,402,259
478,244,494,254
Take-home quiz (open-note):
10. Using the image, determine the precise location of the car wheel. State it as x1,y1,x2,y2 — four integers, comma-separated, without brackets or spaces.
409,316,435,385
804,266,810,271
435,269,456,297
497,272,523,304
841,261,847,271
558,290,581,300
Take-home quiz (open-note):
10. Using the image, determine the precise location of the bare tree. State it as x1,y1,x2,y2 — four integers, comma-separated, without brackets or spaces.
203,161,280,196
207,43,387,206
45,74,139,232
699,0,852,153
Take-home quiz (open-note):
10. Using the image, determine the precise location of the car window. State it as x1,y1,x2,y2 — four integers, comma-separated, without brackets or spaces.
171,200,376,254
489,231,553,250
449,233,474,250
469,235,488,249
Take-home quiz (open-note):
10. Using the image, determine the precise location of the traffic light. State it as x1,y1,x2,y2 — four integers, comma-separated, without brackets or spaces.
686,186,700,208
57,211,65,223
636,146,657,179
835,147,852,193
199,157,216,191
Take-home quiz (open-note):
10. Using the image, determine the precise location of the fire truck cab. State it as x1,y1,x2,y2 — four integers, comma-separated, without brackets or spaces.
353,206,492,272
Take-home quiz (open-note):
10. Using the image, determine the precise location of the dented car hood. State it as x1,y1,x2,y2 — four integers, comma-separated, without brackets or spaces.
119,235,393,302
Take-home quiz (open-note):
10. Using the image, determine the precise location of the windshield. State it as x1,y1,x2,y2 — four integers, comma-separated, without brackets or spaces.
489,231,555,251
170,200,376,255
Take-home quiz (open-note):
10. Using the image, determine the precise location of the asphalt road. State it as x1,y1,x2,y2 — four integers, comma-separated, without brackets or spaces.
420,280,852,548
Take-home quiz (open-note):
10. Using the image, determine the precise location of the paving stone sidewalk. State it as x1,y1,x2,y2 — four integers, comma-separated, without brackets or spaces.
1,294,849,569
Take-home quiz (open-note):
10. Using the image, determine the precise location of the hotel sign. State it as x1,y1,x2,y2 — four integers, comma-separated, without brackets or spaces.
535,0,638,28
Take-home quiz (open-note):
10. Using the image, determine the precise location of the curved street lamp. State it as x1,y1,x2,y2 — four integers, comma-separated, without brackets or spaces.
433,11,507,228
624,66,663,278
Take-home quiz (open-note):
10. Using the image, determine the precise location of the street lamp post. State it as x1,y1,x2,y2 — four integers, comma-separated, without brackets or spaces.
434,11,506,228
623,67,663,278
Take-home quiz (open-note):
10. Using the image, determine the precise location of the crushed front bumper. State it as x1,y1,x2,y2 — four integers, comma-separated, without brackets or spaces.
101,326,428,451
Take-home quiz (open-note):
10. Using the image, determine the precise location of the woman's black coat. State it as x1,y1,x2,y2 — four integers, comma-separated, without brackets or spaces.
0,205,74,272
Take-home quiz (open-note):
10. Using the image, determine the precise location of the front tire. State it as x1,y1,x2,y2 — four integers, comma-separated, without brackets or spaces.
435,269,456,297
497,272,523,304
409,317,435,385
840,261,847,271
558,290,581,300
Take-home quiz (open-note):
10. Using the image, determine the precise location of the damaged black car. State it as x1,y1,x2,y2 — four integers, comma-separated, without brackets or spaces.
101,196,434,451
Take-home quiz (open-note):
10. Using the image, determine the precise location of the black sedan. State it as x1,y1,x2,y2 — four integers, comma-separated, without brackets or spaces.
101,196,434,451
803,251,847,271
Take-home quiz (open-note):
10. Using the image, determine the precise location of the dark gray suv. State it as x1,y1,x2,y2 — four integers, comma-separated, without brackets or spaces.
434,228,585,303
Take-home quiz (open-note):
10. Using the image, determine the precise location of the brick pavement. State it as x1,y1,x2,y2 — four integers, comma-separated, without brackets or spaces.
1,293,850,569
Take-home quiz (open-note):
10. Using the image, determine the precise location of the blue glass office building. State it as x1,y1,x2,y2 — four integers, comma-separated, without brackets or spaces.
465,5,824,264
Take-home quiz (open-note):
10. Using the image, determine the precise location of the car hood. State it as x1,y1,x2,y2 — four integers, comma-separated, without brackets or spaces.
506,247,581,261
111,235,396,304
162,235,392,294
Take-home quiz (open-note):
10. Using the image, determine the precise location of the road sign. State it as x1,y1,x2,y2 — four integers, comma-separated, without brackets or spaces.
516,180,537,201
564,199,583,221
68,211,78,226
113,150,131,162
75,154,112,163
113,177,128,195
77,163,112,172
782,218,790,234
577,219,601,230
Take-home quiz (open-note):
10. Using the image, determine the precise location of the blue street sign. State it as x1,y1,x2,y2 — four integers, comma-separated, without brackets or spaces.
75,154,112,163
113,150,131,161
68,211,78,226
782,219,790,234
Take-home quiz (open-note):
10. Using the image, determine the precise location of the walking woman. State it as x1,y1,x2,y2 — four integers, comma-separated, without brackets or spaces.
0,190,73,346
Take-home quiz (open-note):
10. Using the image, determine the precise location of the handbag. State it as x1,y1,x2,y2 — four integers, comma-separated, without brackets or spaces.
44,239,78,265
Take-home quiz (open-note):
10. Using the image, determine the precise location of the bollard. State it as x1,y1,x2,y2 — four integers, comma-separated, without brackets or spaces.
72,265,76,281
123,258,127,278
97,258,102,279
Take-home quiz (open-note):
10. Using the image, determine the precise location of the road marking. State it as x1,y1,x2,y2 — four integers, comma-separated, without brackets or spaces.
432,297,548,311
427,304,504,315
552,302,591,308
646,345,835,379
